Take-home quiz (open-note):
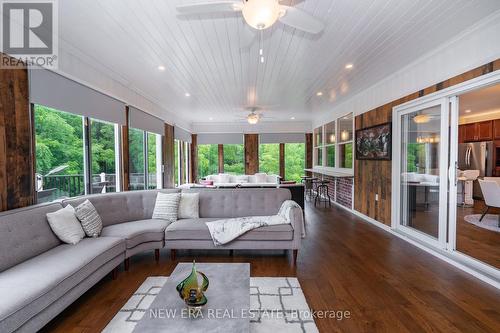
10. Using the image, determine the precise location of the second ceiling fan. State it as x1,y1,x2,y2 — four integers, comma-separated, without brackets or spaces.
176,0,325,34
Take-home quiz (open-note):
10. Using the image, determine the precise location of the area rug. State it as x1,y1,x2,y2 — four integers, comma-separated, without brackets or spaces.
463,214,500,232
103,276,319,333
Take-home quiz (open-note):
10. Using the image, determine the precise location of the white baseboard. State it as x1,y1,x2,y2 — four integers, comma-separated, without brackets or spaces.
351,210,500,289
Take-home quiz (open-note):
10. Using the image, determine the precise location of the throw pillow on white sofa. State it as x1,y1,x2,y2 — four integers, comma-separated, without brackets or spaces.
235,175,249,183
255,173,267,183
178,193,200,219
218,173,230,183
46,205,85,244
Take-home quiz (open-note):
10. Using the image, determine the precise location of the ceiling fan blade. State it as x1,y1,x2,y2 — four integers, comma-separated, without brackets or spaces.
278,6,324,34
176,1,243,15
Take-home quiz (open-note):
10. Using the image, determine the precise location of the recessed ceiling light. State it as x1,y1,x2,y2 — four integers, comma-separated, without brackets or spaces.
345,63,353,69
465,109,472,113
291,117,295,120
316,91,323,96
184,92,191,97
209,117,213,120
158,65,165,71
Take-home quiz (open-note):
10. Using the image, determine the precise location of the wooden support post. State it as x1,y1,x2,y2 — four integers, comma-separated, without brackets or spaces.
218,144,224,173
279,143,285,181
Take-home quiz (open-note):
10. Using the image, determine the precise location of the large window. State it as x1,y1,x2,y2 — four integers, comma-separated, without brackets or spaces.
35,105,85,202
198,144,218,179
338,113,353,169
129,128,145,190
90,119,119,194
223,144,244,174
285,143,305,182
313,126,323,166
259,144,280,175
314,112,354,171
174,140,179,186
325,121,336,168
129,129,162,190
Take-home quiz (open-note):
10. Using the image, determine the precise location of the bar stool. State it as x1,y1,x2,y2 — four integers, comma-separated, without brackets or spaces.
304,177,317,201
315,180,331,207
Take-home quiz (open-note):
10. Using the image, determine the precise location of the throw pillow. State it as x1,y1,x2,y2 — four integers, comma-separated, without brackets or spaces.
178,193,200,219
218,173,231,183
152,192,181,222
255,173,267,183
74,199,103,237
235,175,249,183
46,205,85,244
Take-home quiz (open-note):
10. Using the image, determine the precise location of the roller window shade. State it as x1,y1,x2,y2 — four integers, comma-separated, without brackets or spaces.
29,68,126,125
129,106,164,135
259,133,305,144
197,133,244,145
174,126,192,143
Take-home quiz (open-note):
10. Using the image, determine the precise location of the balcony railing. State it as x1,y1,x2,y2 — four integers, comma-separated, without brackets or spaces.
37,173,158,203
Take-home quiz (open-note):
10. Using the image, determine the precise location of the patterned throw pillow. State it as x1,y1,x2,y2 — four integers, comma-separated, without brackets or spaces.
75,199,103,237
152,192,181,222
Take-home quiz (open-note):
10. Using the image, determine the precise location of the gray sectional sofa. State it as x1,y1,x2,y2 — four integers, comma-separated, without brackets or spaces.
0,188,303,332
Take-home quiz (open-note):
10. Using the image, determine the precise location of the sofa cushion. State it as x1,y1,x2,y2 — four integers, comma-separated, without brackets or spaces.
152,192,181,222
0,203,62,273
182,188,291,218
62,189,180,226
0,237,125,332
100,219,170,249
165,218,293,241
178,193,200,219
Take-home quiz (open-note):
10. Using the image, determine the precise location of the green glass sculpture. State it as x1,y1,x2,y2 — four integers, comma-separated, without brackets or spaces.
176,261,209,307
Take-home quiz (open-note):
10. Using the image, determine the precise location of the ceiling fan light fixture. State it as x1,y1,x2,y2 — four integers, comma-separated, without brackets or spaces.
247,112,260,124
242,0,281,30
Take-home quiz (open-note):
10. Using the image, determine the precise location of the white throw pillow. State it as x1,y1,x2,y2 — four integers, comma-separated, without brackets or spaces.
178,193,200,219
255,173,267,183
46,205,85,245
152,192,181,222
218,173,230,183
235,175,249,183
74,199,103,237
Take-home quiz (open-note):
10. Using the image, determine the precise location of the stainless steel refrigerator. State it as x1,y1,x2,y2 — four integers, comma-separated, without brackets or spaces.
458,141,494,199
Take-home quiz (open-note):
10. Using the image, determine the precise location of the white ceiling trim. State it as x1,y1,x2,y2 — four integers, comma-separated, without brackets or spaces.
192,120,311,134
312,10,500,128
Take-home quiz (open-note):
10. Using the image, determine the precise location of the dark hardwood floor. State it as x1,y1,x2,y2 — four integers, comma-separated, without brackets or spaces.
41,203,500,333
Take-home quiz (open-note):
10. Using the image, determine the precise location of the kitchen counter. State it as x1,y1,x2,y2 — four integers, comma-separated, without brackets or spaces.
304,168,354,178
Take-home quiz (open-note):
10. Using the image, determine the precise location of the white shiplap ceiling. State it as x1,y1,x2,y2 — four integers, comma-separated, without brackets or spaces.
58,0,500,128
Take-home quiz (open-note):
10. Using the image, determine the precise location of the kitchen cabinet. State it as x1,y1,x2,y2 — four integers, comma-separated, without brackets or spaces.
461,121,493,142
494,119,500,139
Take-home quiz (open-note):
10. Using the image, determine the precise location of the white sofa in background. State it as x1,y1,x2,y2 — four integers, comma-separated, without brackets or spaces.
205,173,281,187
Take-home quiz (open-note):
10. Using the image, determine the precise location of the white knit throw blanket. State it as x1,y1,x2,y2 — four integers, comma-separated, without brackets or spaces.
205,200,304,246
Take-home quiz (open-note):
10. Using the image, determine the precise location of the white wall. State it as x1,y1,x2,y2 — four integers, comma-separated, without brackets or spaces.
313,11,500,128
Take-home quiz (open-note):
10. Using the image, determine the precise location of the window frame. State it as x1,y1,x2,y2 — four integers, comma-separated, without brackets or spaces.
313,112,354,173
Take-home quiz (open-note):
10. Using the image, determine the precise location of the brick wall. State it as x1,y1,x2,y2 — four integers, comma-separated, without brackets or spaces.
311,173,353,209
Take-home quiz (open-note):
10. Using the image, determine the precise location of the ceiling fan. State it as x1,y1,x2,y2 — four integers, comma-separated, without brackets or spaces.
235,106,276,124
176,0,325,34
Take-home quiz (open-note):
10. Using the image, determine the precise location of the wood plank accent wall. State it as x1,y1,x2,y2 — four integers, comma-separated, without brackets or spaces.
120,106,130,191
0,57,33,211
163,123,174,188
218,144,224,173
354,58,500,226
244,134,259,174
305,133,313,176
279,143,285,180
190,134,198,183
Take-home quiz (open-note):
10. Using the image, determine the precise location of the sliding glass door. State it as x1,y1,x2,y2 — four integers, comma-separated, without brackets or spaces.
394,98,450,248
